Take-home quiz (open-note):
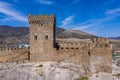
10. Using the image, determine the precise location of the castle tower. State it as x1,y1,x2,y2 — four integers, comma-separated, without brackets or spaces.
28,14,56,61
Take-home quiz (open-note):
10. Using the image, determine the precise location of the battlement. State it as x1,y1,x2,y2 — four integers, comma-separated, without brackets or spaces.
58,42,91,49
92,38,109,44
0,13,112,73
28,14,55,24
57,38,111,50
0,47,29,51
0,47,30,63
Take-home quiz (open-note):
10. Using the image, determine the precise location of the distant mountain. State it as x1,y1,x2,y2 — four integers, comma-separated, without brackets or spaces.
0,25,29,37
109,37,120,40
57,30,96,39
109,36,120,50
0,25,96,48
0,25,29,48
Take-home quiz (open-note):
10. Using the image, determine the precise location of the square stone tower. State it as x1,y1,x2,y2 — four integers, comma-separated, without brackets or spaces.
28,14,56,61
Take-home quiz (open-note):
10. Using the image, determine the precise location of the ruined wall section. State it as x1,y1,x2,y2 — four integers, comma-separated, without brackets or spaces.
0,47,29,63
90,38,112,73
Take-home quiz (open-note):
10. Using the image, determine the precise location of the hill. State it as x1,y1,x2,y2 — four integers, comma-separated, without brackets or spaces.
109,37,120,40
109,39,120,50
57,30,96,39
0,25,96,48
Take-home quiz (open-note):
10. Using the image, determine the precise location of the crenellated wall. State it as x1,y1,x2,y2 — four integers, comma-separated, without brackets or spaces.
0,47,30,63
58,42,91,49
92,38,109,44
28,38,112,73
0,13,112,75
28,14,55,24
0,38,112,73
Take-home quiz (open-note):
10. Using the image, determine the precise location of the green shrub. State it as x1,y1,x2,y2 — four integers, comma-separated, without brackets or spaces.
96,75,98,77
76,77,88,80
38,64,43,67
39,73,43,76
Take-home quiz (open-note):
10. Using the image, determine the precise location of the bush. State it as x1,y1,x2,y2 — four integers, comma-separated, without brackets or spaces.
38,64,43,67
76,77,88,80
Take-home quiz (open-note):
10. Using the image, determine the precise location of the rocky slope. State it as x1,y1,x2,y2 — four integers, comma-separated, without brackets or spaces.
0,61,119,80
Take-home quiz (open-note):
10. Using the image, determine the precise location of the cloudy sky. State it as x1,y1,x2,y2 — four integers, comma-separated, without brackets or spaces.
0,0,120,37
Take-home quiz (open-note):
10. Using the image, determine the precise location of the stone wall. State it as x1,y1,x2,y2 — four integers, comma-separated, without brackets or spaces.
0,47,30,63
90,44,112,73
0,14,112,75
29,38,112,74
0,38,112,74
28,14,56,62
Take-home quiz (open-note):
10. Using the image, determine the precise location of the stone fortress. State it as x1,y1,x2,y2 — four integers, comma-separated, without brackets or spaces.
0,14,112,74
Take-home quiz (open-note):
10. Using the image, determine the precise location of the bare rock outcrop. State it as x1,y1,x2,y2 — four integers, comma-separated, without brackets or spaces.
89,72,118,80
0,63,41,80
0,62,119,80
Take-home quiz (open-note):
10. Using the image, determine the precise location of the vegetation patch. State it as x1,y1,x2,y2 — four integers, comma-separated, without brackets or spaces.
38,64,43,67
76,77,88,80
96,74,98,77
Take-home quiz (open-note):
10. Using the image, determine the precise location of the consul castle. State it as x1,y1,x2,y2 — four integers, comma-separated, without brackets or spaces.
0,14,112,73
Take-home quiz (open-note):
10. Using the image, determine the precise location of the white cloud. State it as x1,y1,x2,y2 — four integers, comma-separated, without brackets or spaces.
0,1,27,22
74,8,120,30
61,15,74,27
38,0,53,5
72,24,92,30
59,7,120,35
106,8,120,15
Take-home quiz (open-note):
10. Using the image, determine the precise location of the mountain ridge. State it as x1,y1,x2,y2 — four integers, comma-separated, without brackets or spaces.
0,25,96,48
109,37,120,40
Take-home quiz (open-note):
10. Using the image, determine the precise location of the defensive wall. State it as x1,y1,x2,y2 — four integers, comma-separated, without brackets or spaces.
0,47,30,63
0,38,112,73
28,37,112,73
0,14,112,74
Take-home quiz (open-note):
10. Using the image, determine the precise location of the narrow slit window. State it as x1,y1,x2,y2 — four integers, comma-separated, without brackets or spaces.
76,48,78,49
34,35,37,40
88,52,90,56
45,35,48,40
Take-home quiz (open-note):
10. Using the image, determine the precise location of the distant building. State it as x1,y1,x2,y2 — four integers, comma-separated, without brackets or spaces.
19,44,30,48
113,50,120,56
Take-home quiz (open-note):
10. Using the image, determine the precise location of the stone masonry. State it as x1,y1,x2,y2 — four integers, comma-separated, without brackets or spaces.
0,14,112,74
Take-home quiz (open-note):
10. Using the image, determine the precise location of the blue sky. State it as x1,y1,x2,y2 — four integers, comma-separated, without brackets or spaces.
0,0,120,37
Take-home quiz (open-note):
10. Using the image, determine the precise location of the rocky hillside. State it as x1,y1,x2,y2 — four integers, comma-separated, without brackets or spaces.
0,25,29,37
0,61,119,80
56,30,96,39
0,25,96,48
